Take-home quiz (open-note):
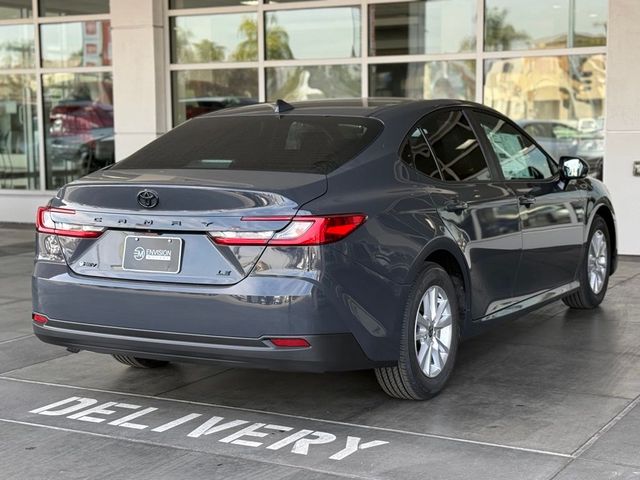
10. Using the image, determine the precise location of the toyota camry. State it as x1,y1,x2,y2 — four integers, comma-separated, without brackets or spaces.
32,99,617,400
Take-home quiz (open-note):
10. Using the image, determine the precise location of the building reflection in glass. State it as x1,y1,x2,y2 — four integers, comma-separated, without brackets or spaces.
370,61,475,100
0,74,38,189
484,54,606,178
43,72,113,189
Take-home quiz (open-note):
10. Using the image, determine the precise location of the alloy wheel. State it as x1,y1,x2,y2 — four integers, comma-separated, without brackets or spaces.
588,229,608,294
415,286,453,378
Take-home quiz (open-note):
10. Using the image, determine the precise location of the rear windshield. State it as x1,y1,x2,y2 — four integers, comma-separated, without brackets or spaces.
113,115,383,174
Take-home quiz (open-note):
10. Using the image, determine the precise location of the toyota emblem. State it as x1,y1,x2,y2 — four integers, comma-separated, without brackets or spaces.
137,189,159,209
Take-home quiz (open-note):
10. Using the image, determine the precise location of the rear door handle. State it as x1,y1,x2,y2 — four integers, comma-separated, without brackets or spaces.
445,200,469,213
518,195,536,207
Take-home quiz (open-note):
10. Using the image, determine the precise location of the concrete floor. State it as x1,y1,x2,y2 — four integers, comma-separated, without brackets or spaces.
2,225,640,479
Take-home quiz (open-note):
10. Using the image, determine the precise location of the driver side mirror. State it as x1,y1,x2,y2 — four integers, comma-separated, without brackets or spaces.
559,156,589,182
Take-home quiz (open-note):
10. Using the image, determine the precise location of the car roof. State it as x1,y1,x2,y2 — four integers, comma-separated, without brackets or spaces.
202,97,489,121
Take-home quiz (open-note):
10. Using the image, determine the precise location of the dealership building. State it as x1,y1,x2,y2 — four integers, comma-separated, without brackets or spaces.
0,0,637,254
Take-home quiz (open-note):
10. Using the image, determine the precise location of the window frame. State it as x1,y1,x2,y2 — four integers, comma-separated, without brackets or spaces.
466,107,560,184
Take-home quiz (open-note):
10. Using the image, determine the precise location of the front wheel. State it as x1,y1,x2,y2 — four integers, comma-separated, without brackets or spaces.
375,262,460,400
562,215,610,309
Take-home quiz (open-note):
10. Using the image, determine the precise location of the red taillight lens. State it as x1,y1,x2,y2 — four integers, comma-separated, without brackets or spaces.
36,206,104,238
32,313,49,325
269,338,310,348
209,214,366,246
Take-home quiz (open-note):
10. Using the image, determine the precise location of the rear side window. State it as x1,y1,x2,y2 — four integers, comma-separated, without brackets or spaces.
401,127,442,180
113,115,383,174
419,110,492,182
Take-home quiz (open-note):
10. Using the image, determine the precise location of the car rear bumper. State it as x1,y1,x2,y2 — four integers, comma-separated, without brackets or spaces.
33,319,377,372
32,262,394,371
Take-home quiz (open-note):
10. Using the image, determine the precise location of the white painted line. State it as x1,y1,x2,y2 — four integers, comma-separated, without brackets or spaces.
0,418,375,480
0,334,33,345
0,376,573,459
571,392,640,458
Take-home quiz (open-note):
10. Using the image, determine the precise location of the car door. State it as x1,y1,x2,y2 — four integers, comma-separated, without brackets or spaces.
470,110,587,297
410,108,522,320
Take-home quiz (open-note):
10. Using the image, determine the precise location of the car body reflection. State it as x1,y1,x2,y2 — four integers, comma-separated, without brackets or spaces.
47,100,114,186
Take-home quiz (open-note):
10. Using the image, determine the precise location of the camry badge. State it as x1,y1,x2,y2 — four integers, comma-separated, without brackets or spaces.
137,189,159,209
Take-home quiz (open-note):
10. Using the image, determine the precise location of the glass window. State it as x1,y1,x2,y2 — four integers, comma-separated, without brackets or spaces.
0,25,35,69
39,0,110,17
369,61,475,100
369,0,476,55
40,21,111,68
475,111,556,180
170,0,251,8
484,55,607,125
266,65,361,102
485,54,605,178
0,74,39,190
171,14,258,63
114,116,383,174
0,0,31,19
402,127,442,179
172,69,258,126
484,0,607,51
43,72,114,190
420,110,492,181
573,0,608,47
265,8,360,60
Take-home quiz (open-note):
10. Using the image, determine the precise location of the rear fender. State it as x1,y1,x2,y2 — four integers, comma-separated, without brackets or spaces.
585,199,618,275
407,236,472,337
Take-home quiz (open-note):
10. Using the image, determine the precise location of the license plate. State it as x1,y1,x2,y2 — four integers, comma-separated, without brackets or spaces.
122,236,182,274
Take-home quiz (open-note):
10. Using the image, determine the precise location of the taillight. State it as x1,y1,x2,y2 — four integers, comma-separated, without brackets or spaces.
36,206,104,238
32,313,49,325
209,214,366,246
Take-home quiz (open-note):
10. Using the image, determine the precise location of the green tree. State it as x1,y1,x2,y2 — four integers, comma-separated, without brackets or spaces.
174,27,225,63
232,17,293,61
193,39,225,62
483,7,530,51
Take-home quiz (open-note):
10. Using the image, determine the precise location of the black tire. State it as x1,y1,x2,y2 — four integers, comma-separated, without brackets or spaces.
562,215,610,309
112,354,169,369
375,262,461,400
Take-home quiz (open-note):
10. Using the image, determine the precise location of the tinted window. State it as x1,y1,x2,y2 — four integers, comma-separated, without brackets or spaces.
420,110,491,181
475,112,556,180
114,115,382,174
401,127,442,180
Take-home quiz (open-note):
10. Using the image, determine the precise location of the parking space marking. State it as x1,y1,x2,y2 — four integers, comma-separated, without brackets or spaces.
0,375,573,459
0,334,33,346
0,418,376,480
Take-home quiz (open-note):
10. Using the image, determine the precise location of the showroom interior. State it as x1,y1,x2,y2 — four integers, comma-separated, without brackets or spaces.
1,0,640,478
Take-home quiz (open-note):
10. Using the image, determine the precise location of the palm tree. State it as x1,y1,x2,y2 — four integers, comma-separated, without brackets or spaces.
232,17,293,61
483,7,530,51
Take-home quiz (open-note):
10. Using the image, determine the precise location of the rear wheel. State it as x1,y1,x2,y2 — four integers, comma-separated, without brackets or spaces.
375,262,460,400
112,354,169,369
562,215,610,309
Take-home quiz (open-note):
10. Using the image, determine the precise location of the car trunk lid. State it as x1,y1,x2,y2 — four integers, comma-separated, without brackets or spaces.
49,168,327,285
